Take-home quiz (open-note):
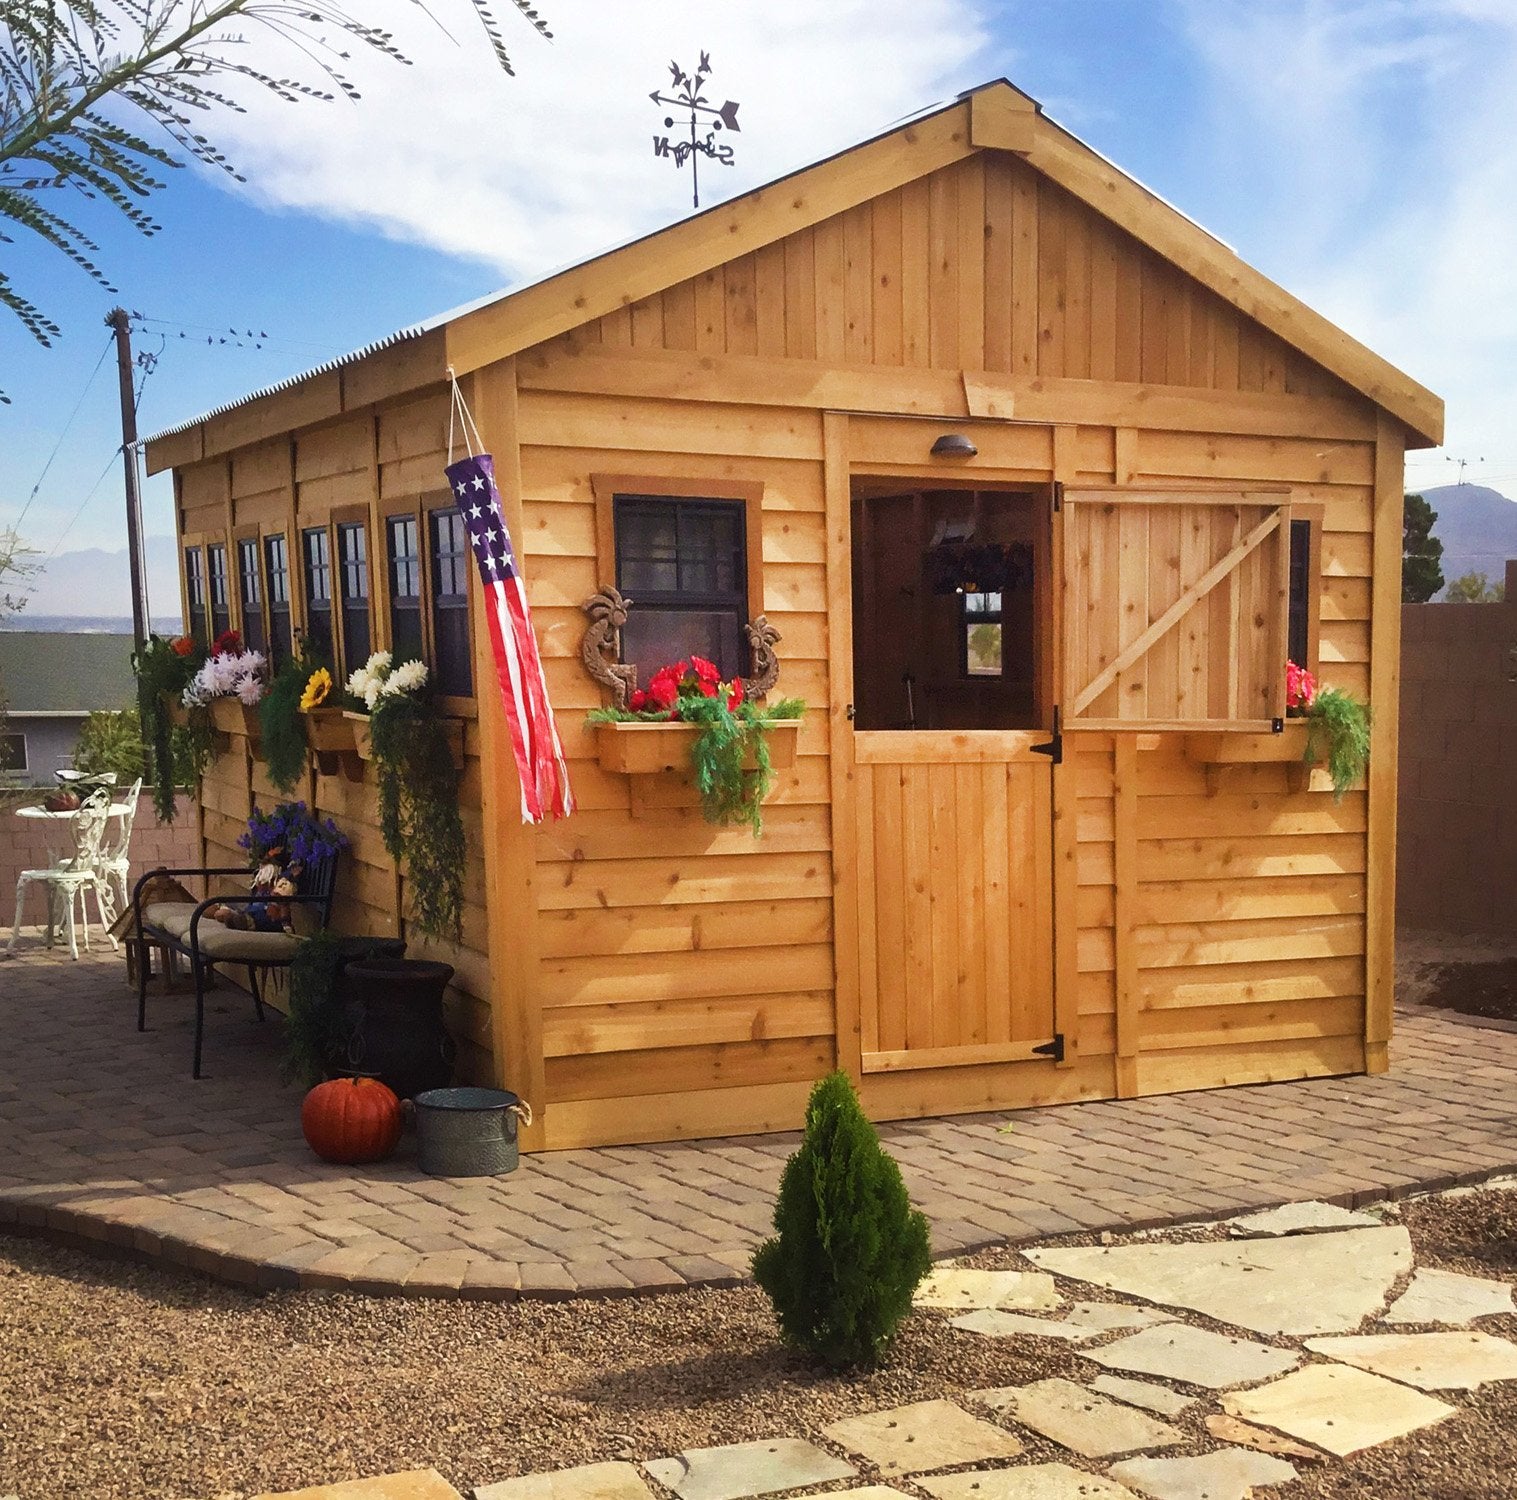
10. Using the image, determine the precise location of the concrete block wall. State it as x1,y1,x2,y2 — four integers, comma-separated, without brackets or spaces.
0,791,199,927
1398,559,1517,936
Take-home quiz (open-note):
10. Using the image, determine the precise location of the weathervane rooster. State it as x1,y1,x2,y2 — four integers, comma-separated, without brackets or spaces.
649,52,741,209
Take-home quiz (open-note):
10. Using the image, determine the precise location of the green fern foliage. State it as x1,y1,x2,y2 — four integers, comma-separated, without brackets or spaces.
752,1070,932,1370
258,654,312,794
1303,686,1372,802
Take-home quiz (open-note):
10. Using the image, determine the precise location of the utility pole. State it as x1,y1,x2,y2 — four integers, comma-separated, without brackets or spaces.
107,307,150,648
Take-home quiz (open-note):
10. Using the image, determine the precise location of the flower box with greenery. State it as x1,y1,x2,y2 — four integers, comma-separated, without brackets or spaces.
181,631,266,741
1289,661,1372,802
132,632,214,821
344,652,467,944
587,657,804,835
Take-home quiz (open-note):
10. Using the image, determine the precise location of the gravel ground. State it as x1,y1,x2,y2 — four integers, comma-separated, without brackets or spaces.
6,1188,1517,1500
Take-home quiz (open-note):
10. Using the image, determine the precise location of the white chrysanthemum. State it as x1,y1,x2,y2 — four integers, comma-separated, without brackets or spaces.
365,650,393,675
363,678,383,711
381,659,428,696
347,665,373,700
234,673,263,706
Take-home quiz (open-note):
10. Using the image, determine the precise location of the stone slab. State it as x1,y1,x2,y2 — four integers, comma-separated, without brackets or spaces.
920,1465,1141,1500
1222,1364,1456,1457
1228,1202,1381,1237
1384,1267,1515,1325
1025,1227,1411,1336
951,1309,1087,1341
1108,1449,1296,1500
1304,1331,1517,1391
252,1472,462,1500
1089,1376,1198,1419
1083,1322,1300,1390
823,1400,1023,1476
1062,1302,1169,1337
1203,1415,1323,1461
972,1378,1183,1458
644,1441,855,1500
474,1464,656,1500
915,1266,1062,1312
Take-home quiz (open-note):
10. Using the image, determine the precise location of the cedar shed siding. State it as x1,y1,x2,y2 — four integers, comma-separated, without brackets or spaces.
148,81,1432,1149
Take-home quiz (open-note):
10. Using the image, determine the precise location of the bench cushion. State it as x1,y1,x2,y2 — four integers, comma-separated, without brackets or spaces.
141,901,302,962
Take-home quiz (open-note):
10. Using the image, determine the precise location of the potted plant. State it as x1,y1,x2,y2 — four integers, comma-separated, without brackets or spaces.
132,632,214,821
1289,661,1372,802
182,630,266,740
344,652,467,944
588,656,804,834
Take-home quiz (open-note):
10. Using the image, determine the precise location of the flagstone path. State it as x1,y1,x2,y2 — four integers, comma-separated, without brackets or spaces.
6,939,1517,1300
236,1188,1517,1500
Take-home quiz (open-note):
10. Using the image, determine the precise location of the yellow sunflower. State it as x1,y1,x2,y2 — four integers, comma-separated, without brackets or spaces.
299,667,333,712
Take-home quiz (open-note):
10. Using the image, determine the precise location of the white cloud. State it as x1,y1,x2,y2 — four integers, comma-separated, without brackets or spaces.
205,0,992,287
1171,0,1517,466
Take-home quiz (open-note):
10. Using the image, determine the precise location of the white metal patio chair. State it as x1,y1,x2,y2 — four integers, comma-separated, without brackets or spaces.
7,796,116,960
94,777,144,923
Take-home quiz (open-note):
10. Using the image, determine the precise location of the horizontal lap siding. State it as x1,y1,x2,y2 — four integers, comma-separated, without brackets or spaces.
515,403,836,1143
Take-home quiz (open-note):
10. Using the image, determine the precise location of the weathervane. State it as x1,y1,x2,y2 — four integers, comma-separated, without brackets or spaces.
649,52,740,209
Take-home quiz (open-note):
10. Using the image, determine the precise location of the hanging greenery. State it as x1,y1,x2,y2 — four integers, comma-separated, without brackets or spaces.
587,657,803,834
349,653,466,944
258,655,312,794
132,633,212,821
1287,661,1372,803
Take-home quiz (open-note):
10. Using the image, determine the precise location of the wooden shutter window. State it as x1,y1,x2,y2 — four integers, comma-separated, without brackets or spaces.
1061,489,1292,731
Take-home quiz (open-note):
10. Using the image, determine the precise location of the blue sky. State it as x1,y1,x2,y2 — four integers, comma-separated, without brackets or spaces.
3,0,1515,615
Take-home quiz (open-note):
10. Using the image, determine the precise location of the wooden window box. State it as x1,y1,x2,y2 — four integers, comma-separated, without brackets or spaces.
207,696,261,742
593,718,801,776
1185,721,1314,794
342,710,465,779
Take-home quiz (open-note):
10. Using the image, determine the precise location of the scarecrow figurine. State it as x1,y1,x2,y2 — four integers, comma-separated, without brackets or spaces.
204,852,303,933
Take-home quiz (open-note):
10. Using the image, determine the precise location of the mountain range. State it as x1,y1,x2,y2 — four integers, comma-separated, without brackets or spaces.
1416,484,1517,596
3,535,183,631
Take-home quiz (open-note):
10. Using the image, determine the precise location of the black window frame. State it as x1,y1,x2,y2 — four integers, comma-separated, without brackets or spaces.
236,537,266,655
386,513,425,669
184,545,208,645
264,533,293,668
0,731,26,774
302,526,335,668
613,494,750,682
335,520,372,681
960,590,1006,678
1288,517,1312,671
207,542,231,642
429,506,473,698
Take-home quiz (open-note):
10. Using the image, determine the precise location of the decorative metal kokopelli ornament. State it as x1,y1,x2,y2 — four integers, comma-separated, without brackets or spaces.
741,614,781,701
580,586,637,710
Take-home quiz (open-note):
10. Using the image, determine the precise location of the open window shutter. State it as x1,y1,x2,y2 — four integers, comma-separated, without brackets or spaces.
1061,489,1291,730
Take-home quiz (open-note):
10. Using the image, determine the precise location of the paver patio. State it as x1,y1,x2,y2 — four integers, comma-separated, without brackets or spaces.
4,934,1517,1299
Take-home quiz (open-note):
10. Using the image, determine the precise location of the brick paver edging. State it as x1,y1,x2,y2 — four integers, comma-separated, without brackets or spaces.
4,939,1517,1301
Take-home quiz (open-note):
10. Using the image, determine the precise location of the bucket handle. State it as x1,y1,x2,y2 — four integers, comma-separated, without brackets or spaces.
510,1099,533,1128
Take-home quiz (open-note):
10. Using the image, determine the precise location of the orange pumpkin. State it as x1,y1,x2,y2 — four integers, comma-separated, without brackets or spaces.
301,1077,403,1164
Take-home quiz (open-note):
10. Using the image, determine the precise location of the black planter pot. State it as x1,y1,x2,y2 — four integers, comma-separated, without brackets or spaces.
339,958,457,1100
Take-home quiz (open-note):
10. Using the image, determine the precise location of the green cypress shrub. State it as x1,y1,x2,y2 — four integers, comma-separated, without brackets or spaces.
752,1070,932,1369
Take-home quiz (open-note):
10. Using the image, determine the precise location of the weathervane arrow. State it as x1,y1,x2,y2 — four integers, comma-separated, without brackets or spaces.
647,51,741,209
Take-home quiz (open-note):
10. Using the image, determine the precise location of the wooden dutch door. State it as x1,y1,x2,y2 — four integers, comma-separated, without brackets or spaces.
828,415,1064,1078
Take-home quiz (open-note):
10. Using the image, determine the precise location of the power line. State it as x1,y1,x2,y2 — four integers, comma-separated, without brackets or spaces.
129,311,342,357
9,333,114,532
44,446,125,562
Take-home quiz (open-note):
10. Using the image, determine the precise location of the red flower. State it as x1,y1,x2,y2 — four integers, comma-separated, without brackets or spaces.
628,689,649,712
726,678,745,711
170,635,196,657
646,672,679,710
212,629,243,658
1286,660,1318,710
690,655,721,685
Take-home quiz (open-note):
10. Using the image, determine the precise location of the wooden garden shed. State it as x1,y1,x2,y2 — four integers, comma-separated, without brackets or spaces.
144,80,1443,1153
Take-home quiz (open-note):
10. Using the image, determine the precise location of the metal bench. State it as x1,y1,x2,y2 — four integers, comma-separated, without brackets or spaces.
131,852,340,1077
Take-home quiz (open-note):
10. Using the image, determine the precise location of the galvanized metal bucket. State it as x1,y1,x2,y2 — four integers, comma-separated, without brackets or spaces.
413,1087,531,1177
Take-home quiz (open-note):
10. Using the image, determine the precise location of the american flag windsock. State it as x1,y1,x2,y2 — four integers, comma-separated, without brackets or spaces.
446,453,574,823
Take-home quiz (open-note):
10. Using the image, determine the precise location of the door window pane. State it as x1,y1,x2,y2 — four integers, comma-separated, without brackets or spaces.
207,543,231,641
302,527,333,666
237,539,265,654
387,515,424,666
184,547,208,644
337,522,371,679
265,534,292,667
430,509,473,697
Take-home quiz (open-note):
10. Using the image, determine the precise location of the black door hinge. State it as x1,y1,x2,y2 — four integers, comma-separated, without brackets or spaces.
1031,704,1063,764
1033,1033,1065,1063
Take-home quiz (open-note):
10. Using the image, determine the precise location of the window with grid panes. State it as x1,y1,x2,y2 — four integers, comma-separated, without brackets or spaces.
613,495,748,684
207,543,231,640
429,508,473,696
387,516,425,666
336,522,371,679
302,527,334,666
265,535,292,667
237,539,265,654
184,547,208,644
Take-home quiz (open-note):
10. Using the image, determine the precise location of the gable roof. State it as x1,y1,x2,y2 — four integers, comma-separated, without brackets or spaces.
0,632,137,715
145,79,1442,468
